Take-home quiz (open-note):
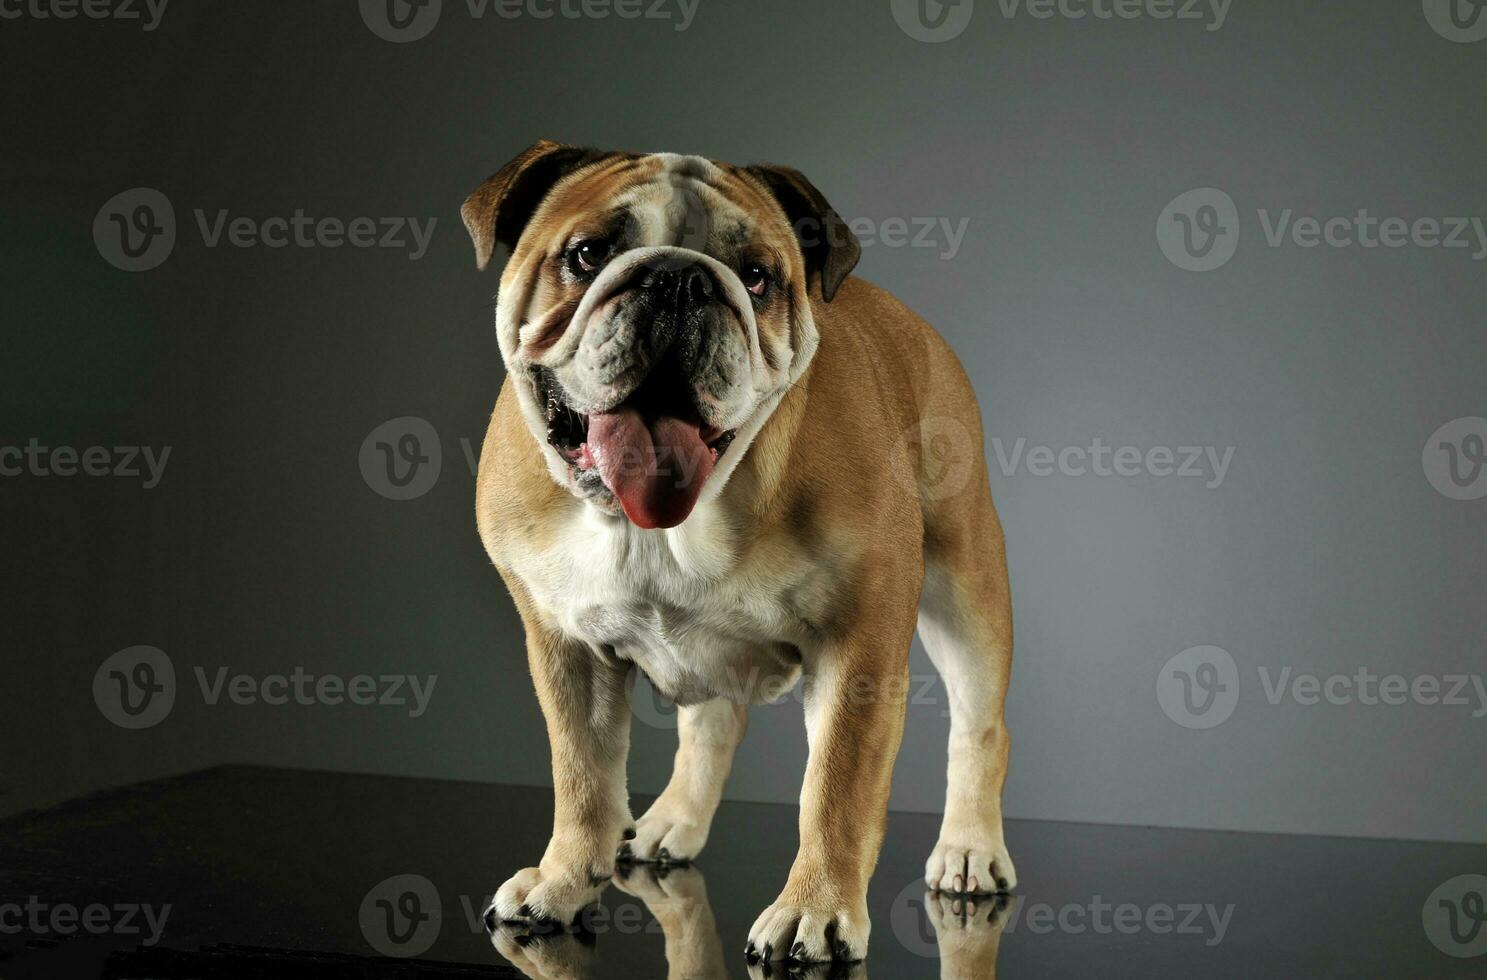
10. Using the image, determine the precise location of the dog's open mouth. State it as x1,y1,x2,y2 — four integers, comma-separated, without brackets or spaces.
536,368,736,529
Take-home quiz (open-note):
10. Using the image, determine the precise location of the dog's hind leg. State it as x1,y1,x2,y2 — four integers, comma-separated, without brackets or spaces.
628,698,747,864
918,446,1017,895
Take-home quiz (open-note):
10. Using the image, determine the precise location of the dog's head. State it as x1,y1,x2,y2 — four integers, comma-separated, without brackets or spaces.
462,141,860,529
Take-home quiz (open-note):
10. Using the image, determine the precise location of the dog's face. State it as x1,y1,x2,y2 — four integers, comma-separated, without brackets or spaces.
462,142,860,529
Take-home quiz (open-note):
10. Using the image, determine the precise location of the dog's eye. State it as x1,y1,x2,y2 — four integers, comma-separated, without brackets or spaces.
740,262,770,297
568,239,610,277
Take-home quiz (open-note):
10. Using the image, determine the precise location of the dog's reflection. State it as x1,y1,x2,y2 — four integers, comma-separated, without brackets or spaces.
488,861,726,980
918,890,1012,980
487,864,1005,980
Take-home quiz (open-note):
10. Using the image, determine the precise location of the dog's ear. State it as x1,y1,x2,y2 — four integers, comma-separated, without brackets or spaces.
743,164,860,302
461,140,611,270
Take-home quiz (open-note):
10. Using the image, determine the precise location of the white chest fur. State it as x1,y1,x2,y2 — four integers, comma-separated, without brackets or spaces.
512,501,806,705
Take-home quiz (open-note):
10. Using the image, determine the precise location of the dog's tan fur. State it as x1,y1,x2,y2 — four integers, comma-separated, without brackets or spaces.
465,142,1015,964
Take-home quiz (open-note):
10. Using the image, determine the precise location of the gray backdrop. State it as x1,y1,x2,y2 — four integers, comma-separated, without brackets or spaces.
4,0,1483,845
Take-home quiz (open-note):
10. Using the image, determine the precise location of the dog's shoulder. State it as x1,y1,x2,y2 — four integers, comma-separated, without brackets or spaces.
797,275,971,438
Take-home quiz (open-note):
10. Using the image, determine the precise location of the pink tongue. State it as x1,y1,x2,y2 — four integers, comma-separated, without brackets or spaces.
587,406,715,529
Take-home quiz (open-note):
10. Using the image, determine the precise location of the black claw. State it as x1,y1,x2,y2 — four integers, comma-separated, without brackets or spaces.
745,940,760,963
514,933,533,948
481,905,499,933
617,842,634,862
996,877,1010,892
790,941,808,961
623,827,637,840
834,939,851,960
764,942,773,961
517,904,533,918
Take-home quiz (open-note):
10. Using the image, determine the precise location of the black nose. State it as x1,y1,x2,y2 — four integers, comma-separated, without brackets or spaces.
639,262,713,312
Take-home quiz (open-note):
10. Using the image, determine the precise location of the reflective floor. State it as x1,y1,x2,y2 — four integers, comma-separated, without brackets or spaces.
0,767,1481,978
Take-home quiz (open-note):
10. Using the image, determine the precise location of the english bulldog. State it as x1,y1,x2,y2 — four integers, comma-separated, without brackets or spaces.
463,141,1016,965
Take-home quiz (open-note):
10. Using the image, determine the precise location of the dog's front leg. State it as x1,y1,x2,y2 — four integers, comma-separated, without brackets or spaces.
488,597,633,927
746,612,916,965
629,698,748,865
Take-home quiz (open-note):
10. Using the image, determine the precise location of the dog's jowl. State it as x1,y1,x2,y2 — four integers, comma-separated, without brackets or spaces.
463,141,1017,964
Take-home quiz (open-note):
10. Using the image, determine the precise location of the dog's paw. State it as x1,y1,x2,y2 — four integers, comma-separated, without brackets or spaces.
924,889,1012,980
613,859,707,907
925,828,1017,895
625,797,709,864
486,865,610,929
744,889,869,964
